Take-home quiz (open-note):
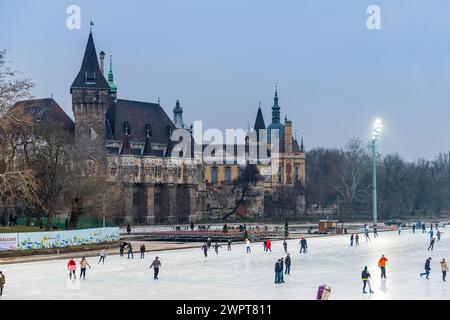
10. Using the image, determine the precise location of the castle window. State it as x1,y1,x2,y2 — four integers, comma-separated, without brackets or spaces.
278,166,283,183
110,164,117,176
145,167,151,176
224,166,232,182
211,166,218,184
85,71,96,84
145,124,152,137
123,122,131,135
154,193,161,206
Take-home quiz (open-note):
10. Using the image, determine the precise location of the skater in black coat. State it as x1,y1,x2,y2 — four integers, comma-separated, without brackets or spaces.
213,243,222,255
420,257,432,279
299,238,308,253
428,238,436,251
227,239,232,251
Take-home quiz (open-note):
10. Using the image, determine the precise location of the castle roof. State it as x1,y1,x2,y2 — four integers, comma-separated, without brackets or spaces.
10,98,74,133
70,32,110,92
106,99,176,144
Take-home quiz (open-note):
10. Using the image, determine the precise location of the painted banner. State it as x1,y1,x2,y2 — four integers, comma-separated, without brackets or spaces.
17,227,120,250
0,233,19,251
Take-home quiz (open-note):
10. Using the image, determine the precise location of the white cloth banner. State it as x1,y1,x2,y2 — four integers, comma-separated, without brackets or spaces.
0,233,19,251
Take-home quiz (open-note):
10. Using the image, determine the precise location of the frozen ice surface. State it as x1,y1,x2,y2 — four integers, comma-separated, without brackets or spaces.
1,228,449,300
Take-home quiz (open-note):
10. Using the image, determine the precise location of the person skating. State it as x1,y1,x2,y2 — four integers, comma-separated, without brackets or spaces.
245,238,251,253
127,242,134,259
440,258,448,282
420,257,432,279
67,258,77,280
79,256,91,280
140,244,146,259
361,266,374,294
422,223,426,233
412,224,416,233
280,258,285,283
149,257,161,280
398,225,402,235
201,243,208,257
355,234,360,246
98,249,106,264
437,230,441,241
119,242,125,257
285,253,291,275
429,230,434,241
374,227,379,238
299,237,308,253
266,240,272,252
207,237,212,249
283,240,288,253
350,234,354,246
227,238,232,251
364,228,371,242
213,242,222,255
428,237,436,251
0,271,5,296
274,259,282,284
321,285,332,300
378,255,388,279
263,239,267,252
316,284,326,300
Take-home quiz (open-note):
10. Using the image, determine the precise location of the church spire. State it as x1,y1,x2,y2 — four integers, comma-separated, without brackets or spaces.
108,55,117,95
173,99,186,128
271,82,281,124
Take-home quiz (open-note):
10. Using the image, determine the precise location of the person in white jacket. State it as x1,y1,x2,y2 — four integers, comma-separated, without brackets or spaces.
98,249,106,264
245,239,251,253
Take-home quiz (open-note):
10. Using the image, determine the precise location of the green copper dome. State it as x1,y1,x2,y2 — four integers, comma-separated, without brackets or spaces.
108,55,117,93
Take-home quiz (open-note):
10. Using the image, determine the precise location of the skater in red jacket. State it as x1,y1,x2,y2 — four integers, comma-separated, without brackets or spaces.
266,240,272,252
67,258,77,279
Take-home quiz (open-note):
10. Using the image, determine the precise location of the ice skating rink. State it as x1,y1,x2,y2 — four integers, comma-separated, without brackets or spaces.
1,228,449,300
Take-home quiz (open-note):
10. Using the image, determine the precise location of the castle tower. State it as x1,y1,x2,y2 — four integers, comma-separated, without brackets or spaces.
173,99,186,128
267,83,284,142
70,31,113,175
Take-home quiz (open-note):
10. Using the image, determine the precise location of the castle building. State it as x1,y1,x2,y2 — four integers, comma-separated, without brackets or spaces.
9,31,306,223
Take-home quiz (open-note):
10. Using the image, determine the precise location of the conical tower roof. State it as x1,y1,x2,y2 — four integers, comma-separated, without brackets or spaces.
70,32,110,92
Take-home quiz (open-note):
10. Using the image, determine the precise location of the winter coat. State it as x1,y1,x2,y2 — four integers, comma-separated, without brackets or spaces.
267,241,272,249
361,269,370,280
321,287,331,300
275,262,282,272
285,256,291,266
100,249,106,257
300,240,307,248
378,257,388,268
425,259,431,271
67,260,76,271
0,275,5,288
440,260,449,272
140,245,146,253
316,285,325,300
150,259,162,269
80,259,91,269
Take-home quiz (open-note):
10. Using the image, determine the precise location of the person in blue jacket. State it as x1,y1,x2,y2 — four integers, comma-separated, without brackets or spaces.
420,257,432,279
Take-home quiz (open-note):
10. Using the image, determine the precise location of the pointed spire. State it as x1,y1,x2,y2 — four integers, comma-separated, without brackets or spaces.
271,82,281,124
173,99,186,128
120,134,132,155
254,105,266,131
71,32,109,91
300,137,304,153
142,135,154,156
108,55,117,94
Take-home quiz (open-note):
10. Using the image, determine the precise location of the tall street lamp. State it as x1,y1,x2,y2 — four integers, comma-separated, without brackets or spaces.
371,118,383,227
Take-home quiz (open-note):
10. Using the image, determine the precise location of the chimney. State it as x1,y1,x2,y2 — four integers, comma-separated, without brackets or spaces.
99,51,106,74
284,118,292,153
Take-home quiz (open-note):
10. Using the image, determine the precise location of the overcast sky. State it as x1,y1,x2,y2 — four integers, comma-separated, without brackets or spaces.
1,0,450,161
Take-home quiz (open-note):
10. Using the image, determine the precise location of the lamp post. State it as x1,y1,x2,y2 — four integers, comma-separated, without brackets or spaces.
371,118,383,227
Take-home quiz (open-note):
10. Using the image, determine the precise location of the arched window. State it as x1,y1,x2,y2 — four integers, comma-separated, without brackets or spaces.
224,166,232,182
123,122,131,135
211,166,218,184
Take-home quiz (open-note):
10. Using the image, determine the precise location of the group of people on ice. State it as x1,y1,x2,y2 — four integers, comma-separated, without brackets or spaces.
274,254,291,284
